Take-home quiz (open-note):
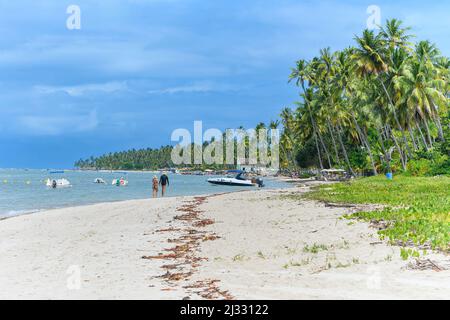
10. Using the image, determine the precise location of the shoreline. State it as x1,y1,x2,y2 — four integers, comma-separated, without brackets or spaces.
0,174,291,220
1,185,448,299
0,188,267,222
0,194,198,222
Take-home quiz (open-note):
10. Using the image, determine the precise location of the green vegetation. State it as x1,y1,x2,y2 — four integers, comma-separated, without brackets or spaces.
74,143,236,171
306,176,450,257
279,19,449,176
75,146,174,170
257,251,267,259
74,122,277,170
75,19,449,176
303,243,329,254
232,254,247,262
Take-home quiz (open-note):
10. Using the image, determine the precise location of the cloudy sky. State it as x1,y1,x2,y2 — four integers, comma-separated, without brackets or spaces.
0,0,449,168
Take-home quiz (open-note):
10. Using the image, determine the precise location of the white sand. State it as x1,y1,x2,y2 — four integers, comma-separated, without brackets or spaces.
0,197,189,299
1,187,449,299
194,189,450,299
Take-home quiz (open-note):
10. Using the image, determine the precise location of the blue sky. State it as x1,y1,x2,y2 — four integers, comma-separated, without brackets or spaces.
0,0,449,168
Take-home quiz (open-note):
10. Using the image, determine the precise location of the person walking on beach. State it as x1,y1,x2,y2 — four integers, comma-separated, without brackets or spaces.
159,173,169,197
152,175,159,198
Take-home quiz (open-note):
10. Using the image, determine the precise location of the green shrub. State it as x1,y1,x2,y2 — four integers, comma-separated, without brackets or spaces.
407,159,433,176
430,157,450,176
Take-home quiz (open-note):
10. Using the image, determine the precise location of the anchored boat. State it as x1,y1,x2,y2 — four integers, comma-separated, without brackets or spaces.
46,178,71,189
112,178,128,187
94,178,106,184
207,171,264,187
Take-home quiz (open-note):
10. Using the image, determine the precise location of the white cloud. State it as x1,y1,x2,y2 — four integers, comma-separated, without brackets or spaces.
19,110,98,135
0,35,231,78
34,82,128,97
148,81,236,94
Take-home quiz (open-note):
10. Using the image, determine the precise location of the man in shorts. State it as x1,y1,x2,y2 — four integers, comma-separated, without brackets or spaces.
159,173,170,197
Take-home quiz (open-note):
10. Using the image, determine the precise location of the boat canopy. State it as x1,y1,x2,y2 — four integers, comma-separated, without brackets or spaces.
226,170,244,174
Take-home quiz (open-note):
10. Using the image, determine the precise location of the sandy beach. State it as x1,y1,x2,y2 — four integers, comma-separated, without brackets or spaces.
0,186,449,300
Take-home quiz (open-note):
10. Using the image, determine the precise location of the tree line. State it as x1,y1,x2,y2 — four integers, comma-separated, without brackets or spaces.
76,19,449,176
280,19,449,176
74,128,278,171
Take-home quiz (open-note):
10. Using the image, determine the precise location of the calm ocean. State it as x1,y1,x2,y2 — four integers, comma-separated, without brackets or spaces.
0,169,290,218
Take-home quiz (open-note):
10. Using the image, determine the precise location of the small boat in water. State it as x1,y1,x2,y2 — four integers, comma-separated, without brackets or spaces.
46,178,71,189
112,178,128,187
207,171,264,187
94,178,106,184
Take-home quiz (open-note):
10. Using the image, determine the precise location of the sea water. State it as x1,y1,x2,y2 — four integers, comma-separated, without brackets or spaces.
0,169,290,218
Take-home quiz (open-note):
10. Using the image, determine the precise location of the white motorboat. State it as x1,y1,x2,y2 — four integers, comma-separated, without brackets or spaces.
46,178,71,188
207,171,264,187
94,178,106,184
112,178,128,186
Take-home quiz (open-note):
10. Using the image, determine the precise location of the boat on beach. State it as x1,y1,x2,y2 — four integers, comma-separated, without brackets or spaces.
207,171,264,187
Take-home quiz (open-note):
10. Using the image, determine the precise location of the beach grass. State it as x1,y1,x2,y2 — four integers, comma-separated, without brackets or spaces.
304,176,450,257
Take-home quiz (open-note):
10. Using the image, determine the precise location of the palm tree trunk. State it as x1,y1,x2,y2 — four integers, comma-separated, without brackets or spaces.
314,123,332,168
301,83,328,170
279,142,293,172
336,124,356,176
379,79,412,158
319,135,332,169
423,118,433,148
407,123,419,151
308,113,324,170
351,113,377,175
375,126,391,173
313,132,324,170
308,114,332,169
432,110,445,141
387,125,407,171
415,121,429,150
376,126,387,154
327,120,341,165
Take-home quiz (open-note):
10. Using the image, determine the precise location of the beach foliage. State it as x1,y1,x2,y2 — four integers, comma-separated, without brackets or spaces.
306,176,450,257
281,19,449,177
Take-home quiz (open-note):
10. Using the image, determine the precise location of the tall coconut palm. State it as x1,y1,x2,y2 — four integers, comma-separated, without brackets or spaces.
416,40,440,63
335,49,378,175
353,28,410,169
396,59,448,145
290,60,331,169
380,18,413,50
294,99,324,170
280,108,299,171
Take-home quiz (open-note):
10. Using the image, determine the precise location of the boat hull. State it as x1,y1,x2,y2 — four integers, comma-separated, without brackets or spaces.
207,178,255,187
112,179,128,186
46,178,71,188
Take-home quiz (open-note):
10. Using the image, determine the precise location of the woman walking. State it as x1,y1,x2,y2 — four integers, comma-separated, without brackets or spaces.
152,175,159,198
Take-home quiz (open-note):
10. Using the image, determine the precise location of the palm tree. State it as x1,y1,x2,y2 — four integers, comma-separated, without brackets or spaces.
282,18,449,176
335,49,378,175
280,108,300,171
397,59,448,145
416,40,440,63
380,19,413,50
290,60,331,169
353,28,410,169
